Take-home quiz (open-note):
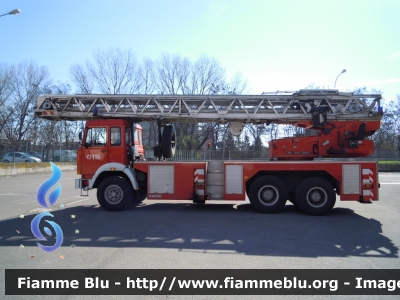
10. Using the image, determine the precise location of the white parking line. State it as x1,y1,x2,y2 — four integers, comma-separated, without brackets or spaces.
29,208,51,213
18,200,37,204
64,198,90,206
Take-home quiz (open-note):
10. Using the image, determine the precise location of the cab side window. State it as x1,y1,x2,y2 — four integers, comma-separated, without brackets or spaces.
125,127,132,146
138,130,143,145
110,127,121,146
85,127,107,146
134,130,139,144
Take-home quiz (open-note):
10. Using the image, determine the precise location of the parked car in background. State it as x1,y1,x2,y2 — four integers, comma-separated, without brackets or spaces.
53,150,77,162
2,152,42,163
27,151,43,160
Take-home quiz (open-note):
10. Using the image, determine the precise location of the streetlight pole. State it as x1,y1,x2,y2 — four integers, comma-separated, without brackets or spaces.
334,69,346,89
0,9,20,18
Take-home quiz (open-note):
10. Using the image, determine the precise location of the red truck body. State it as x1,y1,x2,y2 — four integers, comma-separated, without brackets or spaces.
76,119,378,215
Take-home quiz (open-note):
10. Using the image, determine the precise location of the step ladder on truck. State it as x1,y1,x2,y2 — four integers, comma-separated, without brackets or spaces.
34,89,383,215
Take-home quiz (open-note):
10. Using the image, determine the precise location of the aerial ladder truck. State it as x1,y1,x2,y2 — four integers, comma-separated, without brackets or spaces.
35,89,383,215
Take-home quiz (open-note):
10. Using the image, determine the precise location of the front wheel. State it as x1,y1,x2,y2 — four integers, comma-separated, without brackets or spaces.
295,177,336,215
3,160,9,163
248,175,287,213
97,176,133,211
132,189,147,203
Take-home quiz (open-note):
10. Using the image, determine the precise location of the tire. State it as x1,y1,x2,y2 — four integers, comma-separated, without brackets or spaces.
3,160,9,163
295,177,336,215
25,160,29,162
97,176,133,211
132,189,147,203
161,125,176,158
248,175,288,213
289,182,300,208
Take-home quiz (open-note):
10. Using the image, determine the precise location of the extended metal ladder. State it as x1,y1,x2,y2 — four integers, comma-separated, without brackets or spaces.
35,89,382,124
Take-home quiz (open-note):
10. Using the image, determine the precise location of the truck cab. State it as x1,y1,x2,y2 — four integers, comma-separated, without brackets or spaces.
77,119,144,182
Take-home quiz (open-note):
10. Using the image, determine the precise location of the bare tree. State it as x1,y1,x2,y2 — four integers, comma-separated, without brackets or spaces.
138,58,156,94
137,59,158,146
70,50,157,149
30,82,84,160
245,124,268,149
69,64,93,94
228,72,248,95
186,55,225,94
0,63,13,138
70,47,142,94
69,51,249,151
373,95,400,156
4,61,50,150
155,53,191,94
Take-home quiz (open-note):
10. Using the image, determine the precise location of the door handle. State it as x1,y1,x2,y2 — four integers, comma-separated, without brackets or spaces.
101,149,108,153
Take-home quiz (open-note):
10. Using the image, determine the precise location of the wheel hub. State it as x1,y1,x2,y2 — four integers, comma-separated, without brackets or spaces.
104,185,123,204
310,191,322,202
262,189,274,201
259,186,278,205
307,188,327,207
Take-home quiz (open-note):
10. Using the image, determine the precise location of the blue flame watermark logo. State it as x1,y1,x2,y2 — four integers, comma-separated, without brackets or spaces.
31,162,64,252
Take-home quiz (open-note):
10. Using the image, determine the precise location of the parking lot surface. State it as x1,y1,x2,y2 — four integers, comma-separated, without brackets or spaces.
0,171,399,299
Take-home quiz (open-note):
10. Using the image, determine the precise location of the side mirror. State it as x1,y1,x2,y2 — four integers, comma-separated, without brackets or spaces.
79,131,82,141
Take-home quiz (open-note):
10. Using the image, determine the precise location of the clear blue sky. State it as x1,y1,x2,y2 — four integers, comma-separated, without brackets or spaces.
1,0,399,101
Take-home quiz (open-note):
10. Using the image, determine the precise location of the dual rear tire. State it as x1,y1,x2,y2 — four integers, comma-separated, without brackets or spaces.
248,176,335,215
248,176,287,213
295,177,336,215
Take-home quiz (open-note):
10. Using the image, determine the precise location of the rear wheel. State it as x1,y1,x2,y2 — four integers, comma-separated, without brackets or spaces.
161,125,176,158
3,160,9,163
97,176,133,211
295,177,336,215
248,175,287,213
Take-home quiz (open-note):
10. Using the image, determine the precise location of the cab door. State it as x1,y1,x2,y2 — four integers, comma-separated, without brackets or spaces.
82,126,109,176
108,126,125,163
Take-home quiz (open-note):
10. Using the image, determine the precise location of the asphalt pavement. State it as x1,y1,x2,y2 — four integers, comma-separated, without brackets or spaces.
1,170,400,300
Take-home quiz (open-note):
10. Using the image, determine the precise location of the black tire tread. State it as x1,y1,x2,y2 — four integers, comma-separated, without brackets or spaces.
161,125,176,158
248,175,287,213
97,176,133,211
132,189,147,203
295,177,335,215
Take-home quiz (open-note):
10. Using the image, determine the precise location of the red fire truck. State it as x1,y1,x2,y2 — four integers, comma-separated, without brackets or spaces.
35,90,383,215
